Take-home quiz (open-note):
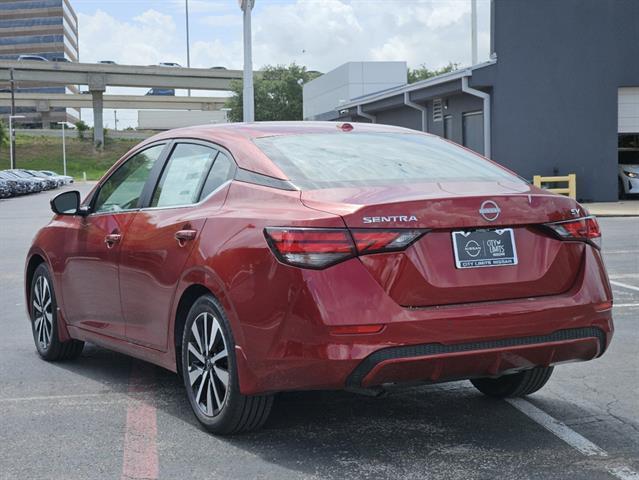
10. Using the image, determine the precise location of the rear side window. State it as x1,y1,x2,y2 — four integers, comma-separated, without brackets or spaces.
199,152,235,200
254,132,523,189
150,143,218,208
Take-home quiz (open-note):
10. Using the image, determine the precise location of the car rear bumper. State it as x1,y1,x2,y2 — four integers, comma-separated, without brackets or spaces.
348,327,605,389
234,245,614,395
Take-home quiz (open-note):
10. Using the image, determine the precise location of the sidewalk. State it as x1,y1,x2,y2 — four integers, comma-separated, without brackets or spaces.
582,200,639,217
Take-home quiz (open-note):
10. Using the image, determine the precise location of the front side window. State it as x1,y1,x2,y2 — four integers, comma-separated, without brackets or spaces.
150,143,218,208
93,144,165,214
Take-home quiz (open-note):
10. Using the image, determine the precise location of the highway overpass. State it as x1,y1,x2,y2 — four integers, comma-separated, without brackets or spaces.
0,61,242,90
0,92,227,118
0,60,243,145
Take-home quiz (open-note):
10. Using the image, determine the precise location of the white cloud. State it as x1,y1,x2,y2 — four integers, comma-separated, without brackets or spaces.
170,0,235,14
200,14,242,28
251,0,490,72
78,9,181,65
75,0,491,128
253,0,364,71
190,39,243,69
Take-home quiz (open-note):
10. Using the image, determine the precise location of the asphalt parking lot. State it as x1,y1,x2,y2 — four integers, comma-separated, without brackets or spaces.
0,184,637,480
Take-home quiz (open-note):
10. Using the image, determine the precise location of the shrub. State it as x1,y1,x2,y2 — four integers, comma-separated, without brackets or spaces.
74,120,89,140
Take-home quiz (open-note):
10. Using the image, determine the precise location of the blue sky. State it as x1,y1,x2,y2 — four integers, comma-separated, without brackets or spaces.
71,0,491,127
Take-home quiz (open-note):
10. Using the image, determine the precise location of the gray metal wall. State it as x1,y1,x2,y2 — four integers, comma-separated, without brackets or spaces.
373,94,483,149
376,108,421,131
479,0,639,202
425,95,483,146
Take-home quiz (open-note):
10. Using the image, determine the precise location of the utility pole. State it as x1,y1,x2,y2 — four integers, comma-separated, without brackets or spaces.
9,115,24,169
114,110,118,131
239,0,255,122
56,122,67,176
9,68,17,166
186,0,191,97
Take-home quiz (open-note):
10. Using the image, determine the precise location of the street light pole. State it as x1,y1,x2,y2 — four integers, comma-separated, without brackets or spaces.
10,67,17,167
56,122,67,176
186,0,191,97
240,0,255,122
8,115,24,169
471,0,478,65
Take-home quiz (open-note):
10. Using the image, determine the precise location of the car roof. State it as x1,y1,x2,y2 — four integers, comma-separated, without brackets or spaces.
137,121,425,179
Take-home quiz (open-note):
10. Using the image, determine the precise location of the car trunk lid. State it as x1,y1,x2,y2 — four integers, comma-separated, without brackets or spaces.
301,181,586,307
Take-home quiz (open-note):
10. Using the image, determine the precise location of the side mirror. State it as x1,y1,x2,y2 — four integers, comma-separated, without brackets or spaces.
51,190,83,215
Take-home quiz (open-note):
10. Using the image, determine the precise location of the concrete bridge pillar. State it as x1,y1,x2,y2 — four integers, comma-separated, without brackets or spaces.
35,100,51,128
91,90,104,148
88,73,106,148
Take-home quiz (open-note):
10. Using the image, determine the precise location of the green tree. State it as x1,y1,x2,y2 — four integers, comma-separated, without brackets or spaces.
0,119,8,147
408,62,460,84
75,120,89,140
225,64,322,122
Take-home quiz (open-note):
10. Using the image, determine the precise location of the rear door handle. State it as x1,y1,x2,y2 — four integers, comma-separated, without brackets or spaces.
105,233,121,248
175,229,197,246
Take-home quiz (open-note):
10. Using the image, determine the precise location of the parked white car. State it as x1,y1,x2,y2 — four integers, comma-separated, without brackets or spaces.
619,162,639,198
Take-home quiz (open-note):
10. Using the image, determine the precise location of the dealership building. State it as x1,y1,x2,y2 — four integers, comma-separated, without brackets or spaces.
304,0,639,202
0,0,79,125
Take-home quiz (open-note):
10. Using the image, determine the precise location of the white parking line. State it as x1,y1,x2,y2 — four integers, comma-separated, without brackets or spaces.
614,303,639,308
506,398,607,456
609,274,639,279
507,398,639,480
609,467,639,480
611,280,639,293
0,392,118,403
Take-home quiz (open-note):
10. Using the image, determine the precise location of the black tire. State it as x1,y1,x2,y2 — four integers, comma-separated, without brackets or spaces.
470,366,554,398
181,294,273,434
30,263,84,361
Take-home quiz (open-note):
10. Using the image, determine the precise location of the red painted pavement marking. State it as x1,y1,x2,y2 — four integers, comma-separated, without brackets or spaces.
121,361,159,480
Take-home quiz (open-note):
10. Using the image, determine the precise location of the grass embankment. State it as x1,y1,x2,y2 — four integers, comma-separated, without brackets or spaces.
0,135,140,180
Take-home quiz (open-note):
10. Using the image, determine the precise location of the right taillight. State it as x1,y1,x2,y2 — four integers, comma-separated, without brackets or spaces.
544,216,601,248
264,227,427,269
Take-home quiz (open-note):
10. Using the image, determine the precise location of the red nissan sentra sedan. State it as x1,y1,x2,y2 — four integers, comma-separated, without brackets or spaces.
25,122,613,434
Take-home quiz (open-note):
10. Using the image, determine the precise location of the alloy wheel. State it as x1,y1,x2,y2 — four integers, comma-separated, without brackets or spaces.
33,275,53,350
187,312,230,417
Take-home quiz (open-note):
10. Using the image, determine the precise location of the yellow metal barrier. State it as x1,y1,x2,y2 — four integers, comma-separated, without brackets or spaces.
533,173,576,199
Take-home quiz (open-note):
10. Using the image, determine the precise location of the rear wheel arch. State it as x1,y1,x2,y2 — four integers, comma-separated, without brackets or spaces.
174,284,212,373
25,253,46,306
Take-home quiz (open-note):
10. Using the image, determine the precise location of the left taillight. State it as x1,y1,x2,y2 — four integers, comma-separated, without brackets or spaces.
264,228,356,269
264,227,426,269
543,216,601,248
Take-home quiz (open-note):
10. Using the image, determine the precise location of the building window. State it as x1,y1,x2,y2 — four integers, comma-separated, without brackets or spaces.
443,115,453,140
462,111,484,155
432,98,443,122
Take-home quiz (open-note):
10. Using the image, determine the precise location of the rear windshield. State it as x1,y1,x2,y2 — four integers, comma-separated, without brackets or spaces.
254,132,521,189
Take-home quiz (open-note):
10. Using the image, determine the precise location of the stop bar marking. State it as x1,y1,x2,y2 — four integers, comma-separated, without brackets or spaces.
507,398,639,480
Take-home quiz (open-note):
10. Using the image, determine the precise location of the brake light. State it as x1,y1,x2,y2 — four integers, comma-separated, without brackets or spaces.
544,216,601,248
350,229,426,254
264,228,427,269
264,228,355,269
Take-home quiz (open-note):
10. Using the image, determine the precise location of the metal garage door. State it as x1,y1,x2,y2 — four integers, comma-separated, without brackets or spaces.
618,87,639,133
462,111,484,154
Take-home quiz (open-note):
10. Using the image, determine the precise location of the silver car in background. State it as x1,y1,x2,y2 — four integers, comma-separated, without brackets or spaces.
39,170,74,185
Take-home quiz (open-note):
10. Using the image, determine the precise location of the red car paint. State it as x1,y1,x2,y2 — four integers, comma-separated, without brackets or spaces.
25,122,614,395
